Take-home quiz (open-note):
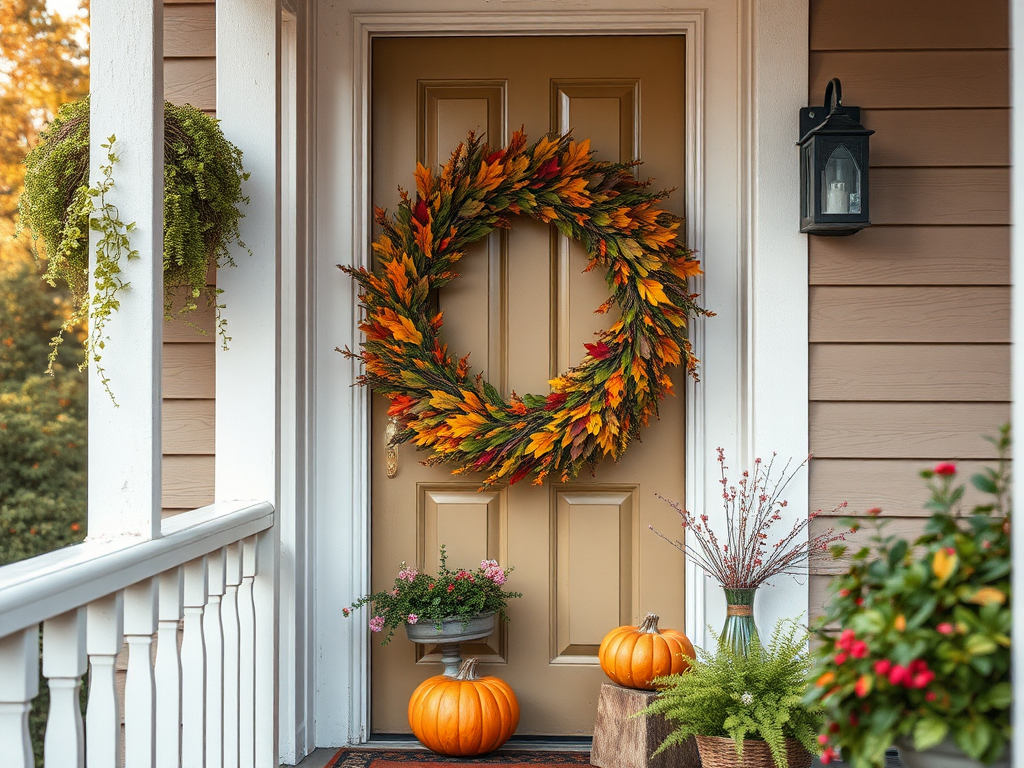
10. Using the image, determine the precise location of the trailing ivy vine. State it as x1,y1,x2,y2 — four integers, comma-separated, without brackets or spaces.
17,97,250,401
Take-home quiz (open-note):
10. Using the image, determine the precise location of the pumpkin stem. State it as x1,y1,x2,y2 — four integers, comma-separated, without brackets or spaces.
639,613,661,634
454,657,481,681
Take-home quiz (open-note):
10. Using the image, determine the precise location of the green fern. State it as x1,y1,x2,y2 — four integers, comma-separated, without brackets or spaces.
642,619,823,768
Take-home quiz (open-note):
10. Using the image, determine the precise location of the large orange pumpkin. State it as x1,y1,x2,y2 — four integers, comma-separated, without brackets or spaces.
408,658,520,755
598,613,695,690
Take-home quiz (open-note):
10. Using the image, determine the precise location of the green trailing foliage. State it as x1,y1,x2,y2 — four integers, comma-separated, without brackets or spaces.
17,97,250,400
643,619,823,768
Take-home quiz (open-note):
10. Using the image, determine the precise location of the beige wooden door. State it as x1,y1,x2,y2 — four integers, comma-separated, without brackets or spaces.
370,35,687,735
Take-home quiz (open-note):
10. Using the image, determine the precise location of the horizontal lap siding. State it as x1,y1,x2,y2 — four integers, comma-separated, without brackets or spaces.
807,0,1009,621
162,5,217,514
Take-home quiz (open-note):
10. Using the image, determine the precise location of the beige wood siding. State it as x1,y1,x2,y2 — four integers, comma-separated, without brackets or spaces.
162,4,217,515
808,0,1010,618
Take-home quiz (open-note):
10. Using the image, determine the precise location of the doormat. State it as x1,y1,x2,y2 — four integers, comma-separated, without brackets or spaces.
326,749,593,768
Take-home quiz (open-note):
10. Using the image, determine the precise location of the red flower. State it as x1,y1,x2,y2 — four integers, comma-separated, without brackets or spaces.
910,670,935,689
934,462,957,476
447,583,455,592
874,659,892,676
888,665,908,686
820,747,839,764
850,640,869,659
937,623,954,635
926,691,937,702
838,589,851,598
865,506,882,517
817,735,829,746
834,652,848,665
837,629,856,650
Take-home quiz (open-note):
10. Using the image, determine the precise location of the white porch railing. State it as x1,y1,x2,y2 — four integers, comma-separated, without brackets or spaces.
0,501,275,768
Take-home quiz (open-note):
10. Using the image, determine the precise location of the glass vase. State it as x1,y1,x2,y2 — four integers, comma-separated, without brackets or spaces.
721,587,759,656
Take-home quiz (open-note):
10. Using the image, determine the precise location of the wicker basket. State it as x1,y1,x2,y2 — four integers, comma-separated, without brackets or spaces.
694,735,813,768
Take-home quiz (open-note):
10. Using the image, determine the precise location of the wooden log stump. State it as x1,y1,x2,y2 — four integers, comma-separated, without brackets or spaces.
591,683,701,768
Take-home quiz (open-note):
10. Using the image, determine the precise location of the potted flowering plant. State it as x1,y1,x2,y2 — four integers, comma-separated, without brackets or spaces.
808,426,1011,768
643,619,823,768
652,449,848,654
343,545,521,646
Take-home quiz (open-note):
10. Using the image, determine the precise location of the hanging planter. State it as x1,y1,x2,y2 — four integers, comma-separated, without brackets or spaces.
17,97,250,401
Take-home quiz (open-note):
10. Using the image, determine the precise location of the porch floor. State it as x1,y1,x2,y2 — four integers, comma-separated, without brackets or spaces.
289,743,895,768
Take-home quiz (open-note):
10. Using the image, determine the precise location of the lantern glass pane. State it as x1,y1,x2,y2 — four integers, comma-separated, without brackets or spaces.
803,143,814,219
821,145,861,215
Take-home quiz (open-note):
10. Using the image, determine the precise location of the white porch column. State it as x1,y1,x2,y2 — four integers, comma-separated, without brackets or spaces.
87,0,164,539
215,0,282,505
216,0,282,763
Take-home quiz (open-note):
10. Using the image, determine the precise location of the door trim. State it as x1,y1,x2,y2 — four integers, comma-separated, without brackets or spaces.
315,1,810,748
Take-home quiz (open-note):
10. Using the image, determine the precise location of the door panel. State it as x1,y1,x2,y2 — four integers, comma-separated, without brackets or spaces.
371,35,687,735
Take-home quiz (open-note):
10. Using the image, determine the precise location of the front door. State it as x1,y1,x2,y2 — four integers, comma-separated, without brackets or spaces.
370,35,688,735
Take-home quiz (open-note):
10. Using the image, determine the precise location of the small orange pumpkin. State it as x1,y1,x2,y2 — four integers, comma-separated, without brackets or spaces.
598,613,695,690
408,658,520,755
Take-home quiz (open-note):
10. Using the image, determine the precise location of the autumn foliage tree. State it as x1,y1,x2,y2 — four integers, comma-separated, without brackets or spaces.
0,0,88,219
0,0,89,571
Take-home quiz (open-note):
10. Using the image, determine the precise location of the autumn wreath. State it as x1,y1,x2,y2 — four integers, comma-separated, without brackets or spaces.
343,130,710,487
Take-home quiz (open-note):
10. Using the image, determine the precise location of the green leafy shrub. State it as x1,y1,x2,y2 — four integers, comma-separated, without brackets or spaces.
808,426,1011,767
17,97,250,396
643,619,823,768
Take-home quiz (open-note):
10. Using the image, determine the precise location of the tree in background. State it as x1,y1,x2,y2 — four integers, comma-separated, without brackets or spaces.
0,3,89,762
0,0,88,218
0,0,88,572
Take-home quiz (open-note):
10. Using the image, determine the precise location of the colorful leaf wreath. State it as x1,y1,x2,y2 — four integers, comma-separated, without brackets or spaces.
342,130,711,487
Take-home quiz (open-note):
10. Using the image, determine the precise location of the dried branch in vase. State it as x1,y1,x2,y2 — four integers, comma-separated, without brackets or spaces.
651,448,850,589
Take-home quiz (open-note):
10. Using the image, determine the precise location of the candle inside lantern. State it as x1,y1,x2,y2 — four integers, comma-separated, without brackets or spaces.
826,181,849,214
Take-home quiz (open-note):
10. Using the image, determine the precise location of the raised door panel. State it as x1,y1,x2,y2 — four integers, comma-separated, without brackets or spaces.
551,487,637,662
417,82,508,391
551,81,637,375
416,486,508,664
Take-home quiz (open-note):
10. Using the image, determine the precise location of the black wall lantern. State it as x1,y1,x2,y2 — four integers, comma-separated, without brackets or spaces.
799,78,874,236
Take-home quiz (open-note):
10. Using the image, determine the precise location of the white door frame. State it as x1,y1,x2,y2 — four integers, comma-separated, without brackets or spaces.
313,0,808,750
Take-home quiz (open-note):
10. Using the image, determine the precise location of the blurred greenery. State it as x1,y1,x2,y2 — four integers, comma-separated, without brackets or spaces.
1,1,88,763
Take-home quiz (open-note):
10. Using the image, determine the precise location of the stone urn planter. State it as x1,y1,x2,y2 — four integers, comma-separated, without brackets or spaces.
404,612,496,676
895,738,1010,768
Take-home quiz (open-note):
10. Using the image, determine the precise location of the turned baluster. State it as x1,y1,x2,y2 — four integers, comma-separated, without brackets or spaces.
43,608,87,768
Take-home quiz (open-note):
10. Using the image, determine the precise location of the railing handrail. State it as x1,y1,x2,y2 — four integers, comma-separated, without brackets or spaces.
0,500,274,637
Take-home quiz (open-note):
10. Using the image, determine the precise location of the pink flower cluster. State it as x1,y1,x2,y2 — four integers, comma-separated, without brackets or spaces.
455,570,476,583
481,559,507,585
407,614,419,625
397,565,418,582
368,615,385,632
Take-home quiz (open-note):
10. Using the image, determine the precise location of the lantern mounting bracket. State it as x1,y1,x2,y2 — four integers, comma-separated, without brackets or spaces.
799,78,861,140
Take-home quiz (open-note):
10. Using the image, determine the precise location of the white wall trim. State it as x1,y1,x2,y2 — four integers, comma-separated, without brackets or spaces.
1008,0,1023,759
314,0,808,748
